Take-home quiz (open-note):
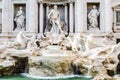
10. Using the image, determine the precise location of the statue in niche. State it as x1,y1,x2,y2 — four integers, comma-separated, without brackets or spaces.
88,5,100,29
14,7,26,31
45,5,68,35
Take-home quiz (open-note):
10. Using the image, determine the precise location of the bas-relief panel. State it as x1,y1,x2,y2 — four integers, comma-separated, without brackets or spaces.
42,0,69,2
113,5,120,27
116,11,120,23
112,4,120,32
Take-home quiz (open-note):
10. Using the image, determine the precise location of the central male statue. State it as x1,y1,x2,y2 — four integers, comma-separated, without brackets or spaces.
48,5,63,34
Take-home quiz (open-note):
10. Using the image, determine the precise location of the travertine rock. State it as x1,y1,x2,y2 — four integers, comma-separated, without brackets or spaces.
5,49,30,57
0,60,15,76
29,56,75,76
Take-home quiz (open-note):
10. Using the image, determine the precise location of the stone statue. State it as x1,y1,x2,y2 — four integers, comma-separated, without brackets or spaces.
88,5,99,28
47,5,64,34
14,7,25,31
27,35,38,49
67,33,83,52
0,32,29,50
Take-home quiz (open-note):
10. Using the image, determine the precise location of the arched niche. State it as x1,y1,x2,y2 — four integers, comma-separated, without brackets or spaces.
38,0,75,34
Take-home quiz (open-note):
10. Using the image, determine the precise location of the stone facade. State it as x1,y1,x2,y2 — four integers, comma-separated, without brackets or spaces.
0,0,120,42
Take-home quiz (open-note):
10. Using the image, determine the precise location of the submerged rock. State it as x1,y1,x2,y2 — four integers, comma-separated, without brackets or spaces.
114,75,120,80
0,60,15,76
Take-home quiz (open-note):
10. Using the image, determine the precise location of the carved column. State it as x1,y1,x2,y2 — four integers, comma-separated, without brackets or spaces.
28,0,38,33
46,4,49,25
2,0,11,34
64,4,68,25
69,2,74,33
39,1,44,33
75,0,86,32
105,0,112,32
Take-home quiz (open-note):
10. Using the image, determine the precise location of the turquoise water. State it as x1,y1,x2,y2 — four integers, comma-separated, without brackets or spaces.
0,75,92,80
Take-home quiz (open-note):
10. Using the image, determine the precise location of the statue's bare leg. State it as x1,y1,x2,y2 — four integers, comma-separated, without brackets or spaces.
56,21,63,33
50,20,55,33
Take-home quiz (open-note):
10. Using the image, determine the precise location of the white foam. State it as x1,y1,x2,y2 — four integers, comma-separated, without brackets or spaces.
21,73,91,79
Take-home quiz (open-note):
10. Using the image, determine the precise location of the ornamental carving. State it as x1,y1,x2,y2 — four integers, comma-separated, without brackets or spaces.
113,5,120,10
43,0,68,2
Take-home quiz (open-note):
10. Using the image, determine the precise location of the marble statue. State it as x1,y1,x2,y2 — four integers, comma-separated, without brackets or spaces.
0,32,31,50
103,32,116,45
47,5,63,34
14,31,31,49
27,35,38,49
67,33,84,52
85,34,95,51
27,35,41,56
14,7,25,31
88,5,99,28
44,5,68,44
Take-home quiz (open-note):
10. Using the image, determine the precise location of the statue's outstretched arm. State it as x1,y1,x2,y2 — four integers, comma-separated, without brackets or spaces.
22,33,31,41
48,10,53,19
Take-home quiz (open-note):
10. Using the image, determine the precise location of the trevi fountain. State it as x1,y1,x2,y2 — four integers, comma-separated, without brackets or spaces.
1,30,120,80
1,0,120,80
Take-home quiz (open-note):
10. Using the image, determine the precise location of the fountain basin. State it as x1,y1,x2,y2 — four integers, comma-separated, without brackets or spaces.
21,73,93,80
